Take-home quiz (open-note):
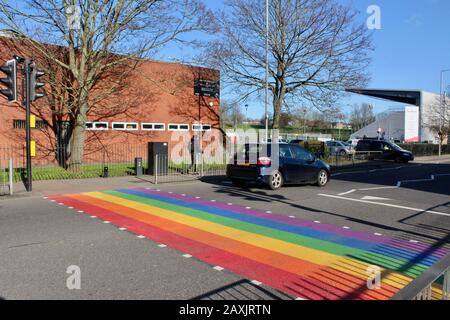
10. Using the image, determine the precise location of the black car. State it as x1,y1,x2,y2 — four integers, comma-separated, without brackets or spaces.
355,139,414,163
226,143,331,190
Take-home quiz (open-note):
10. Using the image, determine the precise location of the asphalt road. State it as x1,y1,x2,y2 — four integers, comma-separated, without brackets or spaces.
1,160,449,300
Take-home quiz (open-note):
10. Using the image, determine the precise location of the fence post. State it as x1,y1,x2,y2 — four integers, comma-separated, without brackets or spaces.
9,158,13,196
154,155,158,185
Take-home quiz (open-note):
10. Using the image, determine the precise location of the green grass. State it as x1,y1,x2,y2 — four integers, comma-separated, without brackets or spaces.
1,163,136,183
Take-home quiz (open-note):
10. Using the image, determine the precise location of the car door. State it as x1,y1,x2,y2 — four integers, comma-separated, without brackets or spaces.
279,144,297,182
289,145,317,182
381,142,396,160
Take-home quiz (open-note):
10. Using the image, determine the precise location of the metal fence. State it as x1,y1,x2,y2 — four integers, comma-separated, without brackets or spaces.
0,157,14,196
152,153,228,184
327,151,384,168
392,252,450,300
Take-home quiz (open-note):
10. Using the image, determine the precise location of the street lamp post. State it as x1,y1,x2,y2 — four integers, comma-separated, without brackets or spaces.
439,69,450,157
265,0,269,143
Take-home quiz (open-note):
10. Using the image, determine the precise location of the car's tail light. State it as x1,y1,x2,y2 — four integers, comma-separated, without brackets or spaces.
257,157,272,166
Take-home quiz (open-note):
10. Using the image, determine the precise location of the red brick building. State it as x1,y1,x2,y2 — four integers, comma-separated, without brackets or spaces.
0,37,221,162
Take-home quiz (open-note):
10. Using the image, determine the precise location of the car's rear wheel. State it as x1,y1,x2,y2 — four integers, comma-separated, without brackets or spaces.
269,170,284,190
316,170,329,187
339,150,347,157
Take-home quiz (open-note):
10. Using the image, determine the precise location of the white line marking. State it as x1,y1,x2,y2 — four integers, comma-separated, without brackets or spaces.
314,221,321,224
213,266,224,271
50,200,56,202
358,186,399,191
78,211,84,213
137,235,146,239
318,194,450,217
227,203,233,206
119,228,127,231
68,207,74,209
361,196,392,201
103,221,111,224
251,280,262,286
295,297,306,301
266,211,272,214
43,197,48,199
410,240,419,244
338,189,356,196
183,254,192,258
211,200,216,202
374,233,383,236
90,216,97,219
343,226,351,229
246,207,252,209
195,196,201,199
158,244,167,248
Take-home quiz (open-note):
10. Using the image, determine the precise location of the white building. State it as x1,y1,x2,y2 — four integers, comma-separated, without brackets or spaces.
347,89,440,143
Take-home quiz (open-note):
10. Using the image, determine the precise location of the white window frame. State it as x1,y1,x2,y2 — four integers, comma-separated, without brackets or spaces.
202,124,212,132
86,122,109,131
192,123,212,132
112,122,138,131
141,123,166,131
168,123,189,131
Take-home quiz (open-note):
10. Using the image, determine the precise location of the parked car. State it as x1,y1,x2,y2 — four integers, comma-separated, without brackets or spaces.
227,143,331,190
355,139,414,163
326,141,352,156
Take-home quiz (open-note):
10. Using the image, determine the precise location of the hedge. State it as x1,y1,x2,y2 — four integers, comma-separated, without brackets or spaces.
398,143,450,156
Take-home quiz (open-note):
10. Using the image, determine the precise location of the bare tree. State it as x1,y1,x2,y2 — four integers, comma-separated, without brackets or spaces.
349,103,375,131
207,0,373,129
424,95,450,143
0,0,215,168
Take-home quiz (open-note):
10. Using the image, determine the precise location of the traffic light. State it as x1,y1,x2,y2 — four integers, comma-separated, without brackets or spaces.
30,67,45,101
0,59,17,102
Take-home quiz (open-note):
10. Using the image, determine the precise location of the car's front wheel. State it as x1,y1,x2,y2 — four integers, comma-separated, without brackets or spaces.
268,170,284,190
316,170,329,187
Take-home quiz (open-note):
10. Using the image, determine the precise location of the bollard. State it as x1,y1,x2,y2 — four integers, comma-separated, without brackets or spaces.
9,159,13,195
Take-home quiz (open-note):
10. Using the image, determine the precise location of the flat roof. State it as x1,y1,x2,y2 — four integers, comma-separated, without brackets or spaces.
345,88,422,106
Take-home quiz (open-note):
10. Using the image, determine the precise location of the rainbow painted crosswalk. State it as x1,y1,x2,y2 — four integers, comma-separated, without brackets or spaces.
49,188,447,300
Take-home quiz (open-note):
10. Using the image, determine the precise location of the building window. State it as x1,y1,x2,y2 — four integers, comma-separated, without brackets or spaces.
192,124,212,132
141,123,166,131
86,122,109,130
13,119,48,129
112,122,138,131
168,124,189,131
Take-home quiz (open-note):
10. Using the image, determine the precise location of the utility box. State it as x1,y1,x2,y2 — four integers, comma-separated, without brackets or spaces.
148,142,169,175
135,157,143,176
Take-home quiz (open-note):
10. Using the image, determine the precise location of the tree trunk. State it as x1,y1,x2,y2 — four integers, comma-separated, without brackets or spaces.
68,111,87,172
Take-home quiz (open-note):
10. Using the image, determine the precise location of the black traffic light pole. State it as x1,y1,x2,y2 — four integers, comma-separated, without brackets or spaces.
24,59,32,192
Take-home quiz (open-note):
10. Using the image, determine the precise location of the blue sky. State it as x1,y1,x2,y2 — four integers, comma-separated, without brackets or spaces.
177,0,450,119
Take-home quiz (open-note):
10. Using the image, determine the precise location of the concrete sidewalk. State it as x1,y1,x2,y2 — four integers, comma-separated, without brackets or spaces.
414,154,450,163
3,153,450,199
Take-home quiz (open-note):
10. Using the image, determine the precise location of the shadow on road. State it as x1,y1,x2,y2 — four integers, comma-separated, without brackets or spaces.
191,280,293,300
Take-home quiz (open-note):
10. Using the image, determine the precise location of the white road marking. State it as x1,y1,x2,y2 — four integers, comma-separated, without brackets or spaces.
397,173,450,187
103,221,111,224
78,211,84,213
90,216,97,218
68,207,74,209
314,221,321,224
338,189,356,196
318,194,450,217
251,280,262,286
137,235,146,239
295,297,307,301
158,244,167,248
182,254,192,258
343,226,351,229
410,240,419,244
246,207,252,209
361,196,392,201
358,186,399,191
119,228,127,231
213,266,224,271
374,233,383,236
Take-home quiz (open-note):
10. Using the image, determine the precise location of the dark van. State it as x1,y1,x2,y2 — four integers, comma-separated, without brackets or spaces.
355,139,414,163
